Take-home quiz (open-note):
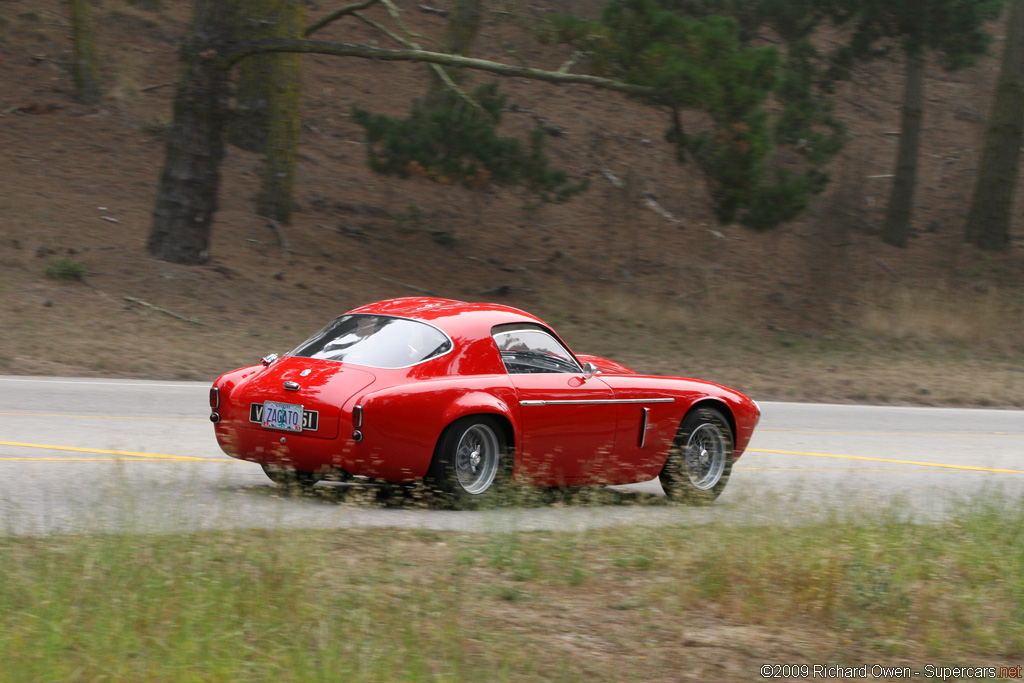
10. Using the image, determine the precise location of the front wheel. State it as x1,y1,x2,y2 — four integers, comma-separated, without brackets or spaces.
427,416,510,508
659,406,734,505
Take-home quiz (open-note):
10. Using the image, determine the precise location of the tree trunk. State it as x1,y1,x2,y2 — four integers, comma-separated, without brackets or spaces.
425,0,483,107
882,48,926,248
965,0,1024,252
69,0,101,106
147,30,652,266
229,0,302,153
255,0,304,224
147,0,235,265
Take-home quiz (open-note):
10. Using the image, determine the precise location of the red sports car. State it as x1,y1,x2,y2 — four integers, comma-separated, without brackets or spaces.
210,297,760,505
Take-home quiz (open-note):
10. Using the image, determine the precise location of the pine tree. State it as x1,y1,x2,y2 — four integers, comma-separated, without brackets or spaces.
252,0,304,224
69,0,101,105
965,0,1024,252
829,0,1005,247
552,0,842,230
149,0,235,264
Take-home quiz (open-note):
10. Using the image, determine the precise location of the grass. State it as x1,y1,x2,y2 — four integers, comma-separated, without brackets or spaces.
1,492,1022,681
43,258,85,282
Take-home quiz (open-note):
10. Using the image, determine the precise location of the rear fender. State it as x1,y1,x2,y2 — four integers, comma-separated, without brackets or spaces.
440,392,516,435
350,378,518,480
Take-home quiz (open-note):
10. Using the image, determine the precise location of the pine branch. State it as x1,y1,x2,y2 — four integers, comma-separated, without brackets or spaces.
304,0,382,37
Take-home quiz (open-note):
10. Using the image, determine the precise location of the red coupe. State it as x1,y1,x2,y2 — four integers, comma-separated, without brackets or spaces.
210,297,760,505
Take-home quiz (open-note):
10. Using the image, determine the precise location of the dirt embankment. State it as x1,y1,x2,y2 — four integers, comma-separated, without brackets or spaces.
0,0,1021,406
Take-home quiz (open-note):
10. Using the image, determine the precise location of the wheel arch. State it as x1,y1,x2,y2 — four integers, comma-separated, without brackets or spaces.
686,398,737,442
434,410,515,455
440,393,515,442
426,410,516,502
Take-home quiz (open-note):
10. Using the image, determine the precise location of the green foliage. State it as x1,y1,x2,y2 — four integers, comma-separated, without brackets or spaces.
352,82,589,203
552,0,844,230
828,0,1007,76
141,118,170,140
44,258,85,281
431,229,458,246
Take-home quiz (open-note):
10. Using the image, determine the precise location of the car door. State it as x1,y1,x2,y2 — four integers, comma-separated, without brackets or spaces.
494,325,618,483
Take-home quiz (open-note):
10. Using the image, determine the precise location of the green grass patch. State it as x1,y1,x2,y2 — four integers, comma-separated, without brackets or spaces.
0,494,1022,680
44,258,85,281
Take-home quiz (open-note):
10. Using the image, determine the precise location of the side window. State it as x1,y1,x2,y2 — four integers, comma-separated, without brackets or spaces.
493,327,581,374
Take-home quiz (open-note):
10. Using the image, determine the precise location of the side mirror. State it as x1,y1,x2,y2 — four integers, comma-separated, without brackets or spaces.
262,353,279,366
582,361,600,380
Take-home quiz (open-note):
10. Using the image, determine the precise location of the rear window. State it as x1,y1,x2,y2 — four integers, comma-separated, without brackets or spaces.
290,315,452,369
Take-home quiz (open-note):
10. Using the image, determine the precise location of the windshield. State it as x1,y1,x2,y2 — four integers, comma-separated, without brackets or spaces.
290,315,452,368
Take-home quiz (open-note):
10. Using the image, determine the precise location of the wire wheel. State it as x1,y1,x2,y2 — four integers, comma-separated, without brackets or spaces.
428,415,510,507
659,406,734,505
454,423,501,495
683,423,728,490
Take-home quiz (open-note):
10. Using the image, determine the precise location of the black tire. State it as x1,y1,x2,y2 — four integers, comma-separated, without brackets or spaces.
659,406,734,505
261,463,321,490
427,415,511,508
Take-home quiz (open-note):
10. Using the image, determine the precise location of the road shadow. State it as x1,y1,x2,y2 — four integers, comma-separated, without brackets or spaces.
221,480,670,510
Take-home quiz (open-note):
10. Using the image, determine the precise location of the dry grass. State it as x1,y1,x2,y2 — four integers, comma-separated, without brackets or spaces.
1,492,1022,681
860,283,1024,355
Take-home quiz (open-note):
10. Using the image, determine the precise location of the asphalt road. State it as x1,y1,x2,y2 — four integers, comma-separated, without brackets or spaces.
0,376,1021,536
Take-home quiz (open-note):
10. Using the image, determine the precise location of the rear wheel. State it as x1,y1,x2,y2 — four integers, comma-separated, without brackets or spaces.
261,464,321,490
427,416,510,508
659,406,734,505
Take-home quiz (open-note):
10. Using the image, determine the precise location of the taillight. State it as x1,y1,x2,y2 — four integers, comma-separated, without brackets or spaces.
209,386,220,409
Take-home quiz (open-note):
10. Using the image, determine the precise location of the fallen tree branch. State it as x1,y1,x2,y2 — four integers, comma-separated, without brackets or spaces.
352,266,433,295
478,285,535,296
602,169,684,227
220,39,655,98
304,0,382,37
642,195,683,225
262,216,292,262
557,51,583,74
124,297,205,326
417,3,449,16
874,257,899,279
141,81,176,93
601,168,626,190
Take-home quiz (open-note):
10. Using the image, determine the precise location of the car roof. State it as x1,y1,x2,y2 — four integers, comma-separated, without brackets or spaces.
347,297,546,338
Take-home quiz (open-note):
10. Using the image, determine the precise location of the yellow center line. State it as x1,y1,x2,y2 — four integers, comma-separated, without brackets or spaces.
735,467,958,473
748,448,1024,474
0,457,239,463
0,441,211,462
0,411,204,422
760,430,1024,438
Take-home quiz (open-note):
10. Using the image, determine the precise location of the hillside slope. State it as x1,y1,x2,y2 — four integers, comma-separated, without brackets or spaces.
0,0,1022,406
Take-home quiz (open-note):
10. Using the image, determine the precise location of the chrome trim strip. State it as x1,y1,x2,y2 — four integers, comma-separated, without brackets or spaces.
639,406,650,448
519,398,675,406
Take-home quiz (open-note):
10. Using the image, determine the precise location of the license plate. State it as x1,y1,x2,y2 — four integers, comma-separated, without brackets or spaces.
250,403,319,431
